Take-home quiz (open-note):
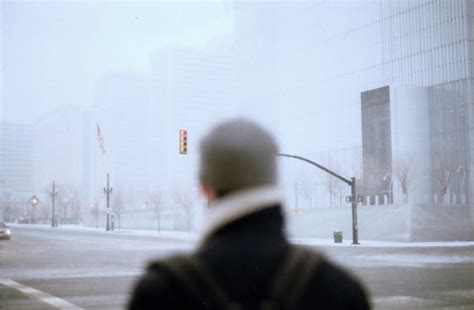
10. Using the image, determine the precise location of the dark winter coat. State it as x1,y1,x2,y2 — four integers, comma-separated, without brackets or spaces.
128,205,370,309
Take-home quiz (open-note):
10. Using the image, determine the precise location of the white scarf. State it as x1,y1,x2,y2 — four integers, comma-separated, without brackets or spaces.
200,185,284,244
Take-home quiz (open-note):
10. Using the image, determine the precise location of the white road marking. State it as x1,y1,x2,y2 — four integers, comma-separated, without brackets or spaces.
0,278,84,309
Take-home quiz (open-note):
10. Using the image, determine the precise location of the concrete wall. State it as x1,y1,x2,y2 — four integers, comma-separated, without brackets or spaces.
410,204,473,241
285,205,411,241
118,208,186,231
106,207,204,232
389,85,432,203
107,203,473,242
285,204,473,242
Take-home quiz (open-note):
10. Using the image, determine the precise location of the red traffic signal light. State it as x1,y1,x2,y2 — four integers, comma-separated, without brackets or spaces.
179,130,188,154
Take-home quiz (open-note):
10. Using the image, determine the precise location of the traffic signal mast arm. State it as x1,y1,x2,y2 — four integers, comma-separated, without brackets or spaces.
277,153,352,185
277,153,359,244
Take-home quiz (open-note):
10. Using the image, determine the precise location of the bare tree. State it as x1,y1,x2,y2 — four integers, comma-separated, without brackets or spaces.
40,202,50,225
69,191,82,223
64,188,82,224
175,192,194,232
432,152,458,197
51,184,82,224
324,160,344,208
90,202,99,229
1,201,18,222
112,192,124,231
392,157,417,203
362,156,382,197
147,191,164,231
296,172,313,210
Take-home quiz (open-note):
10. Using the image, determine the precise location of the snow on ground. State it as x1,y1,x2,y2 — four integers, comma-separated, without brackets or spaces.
290,237,474,248
9,223,474,248
373,290,474,310
354,254,474,267
373,296,438,308
9,223,198,242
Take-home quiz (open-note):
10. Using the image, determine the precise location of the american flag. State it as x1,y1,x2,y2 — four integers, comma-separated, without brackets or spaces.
97,124,107,154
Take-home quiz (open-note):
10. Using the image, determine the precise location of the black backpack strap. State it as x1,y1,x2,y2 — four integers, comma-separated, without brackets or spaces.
148,247,320,310
148,255,240,310
269,245,322,308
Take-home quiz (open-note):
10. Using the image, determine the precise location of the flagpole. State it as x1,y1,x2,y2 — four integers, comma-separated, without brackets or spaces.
104,173,113,231
96,123,112,231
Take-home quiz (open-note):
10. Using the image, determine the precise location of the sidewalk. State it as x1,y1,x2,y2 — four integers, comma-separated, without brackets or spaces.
10,223,199,242
10,223,474,248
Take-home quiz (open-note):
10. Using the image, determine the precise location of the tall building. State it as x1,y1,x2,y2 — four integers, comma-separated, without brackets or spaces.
89,43,237,207
0,0,4,123
150,44,237,194
93,72,153,204
33,106,89,199
0,122,33,201
232,3,281,134
361,85,432,203
231,0,474,204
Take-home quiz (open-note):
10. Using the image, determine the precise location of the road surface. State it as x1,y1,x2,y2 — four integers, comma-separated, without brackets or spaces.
1,225,473,309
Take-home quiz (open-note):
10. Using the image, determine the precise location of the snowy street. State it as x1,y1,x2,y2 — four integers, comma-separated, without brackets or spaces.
0,225,473,309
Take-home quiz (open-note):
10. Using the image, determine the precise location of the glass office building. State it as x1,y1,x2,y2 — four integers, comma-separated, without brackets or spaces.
232,0,473,204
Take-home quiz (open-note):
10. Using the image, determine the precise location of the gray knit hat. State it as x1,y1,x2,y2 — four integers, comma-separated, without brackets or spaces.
199,118,278,192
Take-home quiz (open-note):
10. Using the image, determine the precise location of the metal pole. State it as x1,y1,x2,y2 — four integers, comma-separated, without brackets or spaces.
351,177,359,244
294,183,298,213
106,173,110,231
51,181,57,227
278,153,352,185
104,173,113,231
389,178,393,204
278,153,361,245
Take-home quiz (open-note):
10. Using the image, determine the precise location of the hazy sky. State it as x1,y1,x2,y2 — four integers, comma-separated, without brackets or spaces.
1,0,232,123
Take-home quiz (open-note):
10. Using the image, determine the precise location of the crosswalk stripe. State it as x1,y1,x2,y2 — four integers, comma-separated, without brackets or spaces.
0,278,84,309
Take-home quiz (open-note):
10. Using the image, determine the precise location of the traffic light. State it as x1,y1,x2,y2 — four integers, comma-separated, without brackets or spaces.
179,130,188,154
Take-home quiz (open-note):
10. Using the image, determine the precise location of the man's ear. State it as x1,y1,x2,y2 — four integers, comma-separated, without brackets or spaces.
201,184,217,203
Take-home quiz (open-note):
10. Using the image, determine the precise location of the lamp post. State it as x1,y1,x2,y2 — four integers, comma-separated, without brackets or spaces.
29,195,39,224
103,173,113,231
382,173,393,204
49,181,58,227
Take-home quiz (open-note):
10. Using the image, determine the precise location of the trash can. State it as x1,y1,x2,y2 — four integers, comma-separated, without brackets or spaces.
333,231,343,243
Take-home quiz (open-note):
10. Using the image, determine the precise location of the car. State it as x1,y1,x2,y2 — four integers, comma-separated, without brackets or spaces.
0,221,12,240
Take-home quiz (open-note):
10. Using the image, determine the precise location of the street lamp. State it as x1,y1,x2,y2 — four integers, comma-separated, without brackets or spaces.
29,195,39,224
49,181,59,227
103,173,113,231
383,173,392,204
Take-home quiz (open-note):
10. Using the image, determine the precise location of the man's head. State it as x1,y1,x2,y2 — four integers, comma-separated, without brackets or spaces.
199,119,278,200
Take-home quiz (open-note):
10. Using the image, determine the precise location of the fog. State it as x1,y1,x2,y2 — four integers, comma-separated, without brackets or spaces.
1,2,473,309
1,1,232,122
1,1,472,242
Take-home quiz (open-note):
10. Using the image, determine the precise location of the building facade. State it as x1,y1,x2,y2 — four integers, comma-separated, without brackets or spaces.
150,45,237,195
32,106,93,221
34,106,87,194
232,0,473,206
361,85,432,203
0,122,34,201
92,72,153,206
